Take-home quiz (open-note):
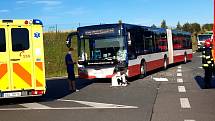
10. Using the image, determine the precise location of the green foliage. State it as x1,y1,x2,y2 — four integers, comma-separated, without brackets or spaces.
182,22,201,33
151,24,157,28
44,32,78,77
161,20,168,29
176,21,182,30
182,22,191,32
202,24,213,31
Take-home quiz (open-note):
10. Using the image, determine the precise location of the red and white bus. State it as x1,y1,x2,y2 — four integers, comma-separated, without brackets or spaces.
66,23,192,79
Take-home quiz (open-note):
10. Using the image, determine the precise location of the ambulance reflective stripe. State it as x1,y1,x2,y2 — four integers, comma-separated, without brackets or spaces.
206,56,211,59
13,63,32,87
35,62,44,87
207,61,212,64
0,64,7,79
203,64,209,67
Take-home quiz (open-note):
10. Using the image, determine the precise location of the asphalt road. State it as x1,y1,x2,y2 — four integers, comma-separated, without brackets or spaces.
0,52,215,121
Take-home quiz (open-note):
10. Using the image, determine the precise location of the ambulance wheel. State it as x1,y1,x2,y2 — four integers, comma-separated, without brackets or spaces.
140,61,146,78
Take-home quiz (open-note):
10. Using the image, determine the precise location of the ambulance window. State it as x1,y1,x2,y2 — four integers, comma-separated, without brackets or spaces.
11,28,29,51
0,29,6,52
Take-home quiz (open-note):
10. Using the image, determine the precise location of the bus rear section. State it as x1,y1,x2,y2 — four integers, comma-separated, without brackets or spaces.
167,29,192,65
0,19,46,98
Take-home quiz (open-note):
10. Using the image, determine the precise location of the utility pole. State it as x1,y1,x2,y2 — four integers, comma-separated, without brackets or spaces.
56,24,58,34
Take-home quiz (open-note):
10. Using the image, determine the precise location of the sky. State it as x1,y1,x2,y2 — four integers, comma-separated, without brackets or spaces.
0,0,213,30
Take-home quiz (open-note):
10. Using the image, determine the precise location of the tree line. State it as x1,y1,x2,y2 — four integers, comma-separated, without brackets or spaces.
154,20,213,35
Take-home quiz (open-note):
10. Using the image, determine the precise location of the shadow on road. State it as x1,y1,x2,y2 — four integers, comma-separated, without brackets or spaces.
194,76,215,89
43,78,93,100
0,78,93,106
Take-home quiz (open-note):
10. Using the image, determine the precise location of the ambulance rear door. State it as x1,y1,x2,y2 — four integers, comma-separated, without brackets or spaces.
0,25,11,92
8,24,34,91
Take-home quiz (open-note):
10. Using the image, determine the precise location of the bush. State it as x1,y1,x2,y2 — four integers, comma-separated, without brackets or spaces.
44,32,78,78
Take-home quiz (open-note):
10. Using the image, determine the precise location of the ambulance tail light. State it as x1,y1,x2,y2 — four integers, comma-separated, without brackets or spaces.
24,20,28,24
33,19,43,25
32,90,44,95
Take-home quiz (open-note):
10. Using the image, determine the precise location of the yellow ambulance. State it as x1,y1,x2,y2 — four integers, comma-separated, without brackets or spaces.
0,19,46,98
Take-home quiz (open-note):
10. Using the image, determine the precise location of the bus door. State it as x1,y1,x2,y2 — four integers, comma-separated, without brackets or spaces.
8,25,34,91
0,26,11,91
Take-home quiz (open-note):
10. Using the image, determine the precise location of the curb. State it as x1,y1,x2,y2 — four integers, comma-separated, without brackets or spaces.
46,75,79,80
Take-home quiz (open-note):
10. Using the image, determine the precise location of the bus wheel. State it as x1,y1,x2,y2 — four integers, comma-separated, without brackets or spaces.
164,58,167,70
184,55,187,63
140,61,146,78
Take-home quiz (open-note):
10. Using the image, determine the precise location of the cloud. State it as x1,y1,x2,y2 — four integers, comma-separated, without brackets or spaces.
34,0,62,6
64,7,87,16
0,9,9,13
16,0,29,4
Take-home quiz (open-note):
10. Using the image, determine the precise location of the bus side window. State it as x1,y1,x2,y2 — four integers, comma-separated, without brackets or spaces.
143,31,154,54
127,31,137,60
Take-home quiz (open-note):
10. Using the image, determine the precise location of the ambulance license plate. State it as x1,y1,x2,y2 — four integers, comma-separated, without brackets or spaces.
3,92,22,98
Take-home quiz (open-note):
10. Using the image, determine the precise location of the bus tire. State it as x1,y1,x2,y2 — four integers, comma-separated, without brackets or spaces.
163,58,167,70
140,61,146,78
184,54,187,63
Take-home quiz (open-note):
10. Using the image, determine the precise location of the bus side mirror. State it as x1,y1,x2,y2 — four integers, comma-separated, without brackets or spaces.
66,32,78,48
66,36,71,48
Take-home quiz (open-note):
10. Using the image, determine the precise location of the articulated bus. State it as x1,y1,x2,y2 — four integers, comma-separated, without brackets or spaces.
66,23,192,80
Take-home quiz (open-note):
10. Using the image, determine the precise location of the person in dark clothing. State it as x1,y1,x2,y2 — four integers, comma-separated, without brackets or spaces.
65,48,79,92
202,39,214,89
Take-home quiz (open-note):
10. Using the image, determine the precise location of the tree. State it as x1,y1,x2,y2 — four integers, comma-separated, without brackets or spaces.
190,23,201,33
176,21,182,30
182,22,191,32
151,24,157,28
202,23,213,31
118,20,122,24
161,20,167,29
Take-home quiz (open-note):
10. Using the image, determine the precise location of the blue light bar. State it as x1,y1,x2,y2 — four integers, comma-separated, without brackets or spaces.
33,19,43,25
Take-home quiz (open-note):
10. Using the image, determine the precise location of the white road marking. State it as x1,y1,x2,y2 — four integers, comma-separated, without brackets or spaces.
177,69,182,72
0,107,138,111
177,73,182,77
58,99,138,109
20,103,51,109
0,100,138,111
153,78,168,82
178,86,186,92
184,120,195,121
177,78,183,83
198,67,203,69
198,55,202,58
180,98,191,108
178,66,182,69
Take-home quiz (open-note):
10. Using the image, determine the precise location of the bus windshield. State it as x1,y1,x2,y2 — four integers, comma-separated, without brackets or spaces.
198,35,212,42
79,36,126,62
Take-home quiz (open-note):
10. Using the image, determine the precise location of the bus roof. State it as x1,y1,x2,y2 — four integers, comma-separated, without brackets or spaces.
172,30,191,35
77,23,149,37
77,23,191,36
77,23,148,31
149,28,166,34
